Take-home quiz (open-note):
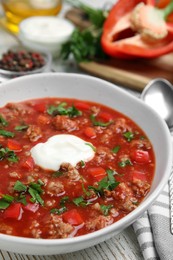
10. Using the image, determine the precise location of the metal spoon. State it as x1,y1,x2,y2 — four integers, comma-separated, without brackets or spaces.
141,78,173,234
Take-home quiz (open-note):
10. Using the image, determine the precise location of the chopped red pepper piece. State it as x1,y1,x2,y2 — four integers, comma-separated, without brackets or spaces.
73,101,90,111
101,0,173,58
84,127,96,138
87,167,107,181
63,209,84,226
32,102,46,113
4,203,23,220
7,139,22,152
131,149,150,163
21,156,34,170
98,111,113,122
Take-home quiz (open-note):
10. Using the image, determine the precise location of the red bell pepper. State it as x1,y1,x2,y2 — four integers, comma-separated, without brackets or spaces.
101,0,173,58
4,203,23,220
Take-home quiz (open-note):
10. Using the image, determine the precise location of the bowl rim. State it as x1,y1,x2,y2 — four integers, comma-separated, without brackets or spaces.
0,72,172,247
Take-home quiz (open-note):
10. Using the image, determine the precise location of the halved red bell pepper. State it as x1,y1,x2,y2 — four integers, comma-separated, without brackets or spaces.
101,0,173,58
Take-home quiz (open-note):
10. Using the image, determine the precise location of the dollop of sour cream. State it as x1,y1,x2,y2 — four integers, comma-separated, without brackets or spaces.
30,134,95,171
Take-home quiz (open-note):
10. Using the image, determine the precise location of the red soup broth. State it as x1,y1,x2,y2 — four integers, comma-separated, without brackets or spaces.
0,97,155,238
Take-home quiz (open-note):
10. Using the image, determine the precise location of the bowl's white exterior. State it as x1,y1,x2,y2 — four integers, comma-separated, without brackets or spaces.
0,73,172,255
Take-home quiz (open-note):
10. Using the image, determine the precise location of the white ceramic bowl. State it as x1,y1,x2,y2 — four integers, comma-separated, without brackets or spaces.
0,73,172,255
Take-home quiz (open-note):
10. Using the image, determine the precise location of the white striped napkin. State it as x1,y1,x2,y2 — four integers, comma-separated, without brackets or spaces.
133,164,173,260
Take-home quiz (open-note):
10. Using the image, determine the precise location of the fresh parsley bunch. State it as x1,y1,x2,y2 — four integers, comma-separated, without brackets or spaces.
61,0,109,62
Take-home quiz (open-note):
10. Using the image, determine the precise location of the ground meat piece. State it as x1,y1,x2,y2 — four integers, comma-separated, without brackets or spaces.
29,220,42,238
100,129,114,144
132,178,150,196
110,118,132,134
26,125,42,142
0,223,13,235
90,106,100,115
130,139,151,150
113,183,137,212
86,215,113,231
52,115,78,132
6,103,32,117
9,171,21,179
93,146,115,165
46,179,65,196
37,114,50,125
43,215,74,238
60,163,80,181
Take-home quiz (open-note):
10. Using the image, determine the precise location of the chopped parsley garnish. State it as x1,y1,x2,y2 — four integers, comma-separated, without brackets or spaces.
14,181,27,192
15,125,28,131
50,206,67,215
0,194,14,209
90,114,113,127
89,169,119,196
118,159,133,168
0,129,14,138
73,196,91,207
0,115,8,127
14,180,45,206
112,145,120,154
60,196,69,206
47,102,82,117
123,131,134,142
80,160,85,168
52,171,64,177
85,142,96,152
100,204,113,216
0,147,18,162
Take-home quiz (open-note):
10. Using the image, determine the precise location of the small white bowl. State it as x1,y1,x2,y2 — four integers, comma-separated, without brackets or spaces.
18,17,75,56
0,73,172,255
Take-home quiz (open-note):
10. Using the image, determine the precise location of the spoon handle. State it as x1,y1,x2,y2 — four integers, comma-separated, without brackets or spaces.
169,168,173,234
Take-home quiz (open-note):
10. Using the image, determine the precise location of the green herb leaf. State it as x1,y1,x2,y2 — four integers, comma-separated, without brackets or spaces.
85,142,96,152
14,181,27,192
16,194,27,205
61,28,107,63
0,147,18,162
52,171,64,177
118,159,133,168
89,169,119,196
2,194,14,203
90,114,113,127
47,102,82,118
100,204,113,216
28,180,44,206
0,199,10,209
123,131,134,142
112,145,120,154
60,196,69,206
0,129,14,138
50,206,67,215
73,196,91,207
15,125,28,131
0,114,8,127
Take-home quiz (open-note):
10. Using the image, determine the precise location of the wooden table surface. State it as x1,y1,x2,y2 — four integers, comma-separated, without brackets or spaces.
0,1,144,259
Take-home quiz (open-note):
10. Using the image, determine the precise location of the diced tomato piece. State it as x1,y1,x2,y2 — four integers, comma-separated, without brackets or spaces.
7,139,22,152
21,156,34,170
84,127,96,138
132,170,147,181
98,111,113,122
33,103,46,113
63,209,84,226
131,149,150,164
4,203,23,220
73,101,90,110
23,203,39,213
87,167,106,181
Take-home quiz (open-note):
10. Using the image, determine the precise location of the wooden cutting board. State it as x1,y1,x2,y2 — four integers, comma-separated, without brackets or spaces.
65,8,173,91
